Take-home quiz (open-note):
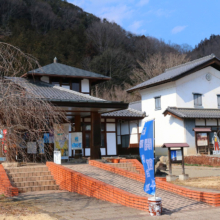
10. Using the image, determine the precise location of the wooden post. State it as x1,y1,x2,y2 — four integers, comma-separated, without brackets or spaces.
168,148,172,175
90,112,101,160
207,132,210,155
75,115,81,132
181,147,185,175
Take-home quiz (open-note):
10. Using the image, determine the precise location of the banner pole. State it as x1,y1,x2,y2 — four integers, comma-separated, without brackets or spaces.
154,119,156,198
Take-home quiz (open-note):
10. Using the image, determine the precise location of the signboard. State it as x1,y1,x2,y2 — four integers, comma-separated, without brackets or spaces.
2,129,7,154
71,132,82,150
0,157,6,162
37,139,45,154
139,120,156,196
49,131,54,143
197,133,208,146
44,133,50,144
171,150,182,162
54,151,61,164
54,124,69,158
213,132,220,155
27,142,37,154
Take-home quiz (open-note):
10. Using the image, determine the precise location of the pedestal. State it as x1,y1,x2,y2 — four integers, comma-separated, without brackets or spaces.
179,174,189,181
166,175,177,182
148,197,162,216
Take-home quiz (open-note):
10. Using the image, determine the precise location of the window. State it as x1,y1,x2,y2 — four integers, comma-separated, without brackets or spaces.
101,133,105,147
217,95,220,108
155,96,161,110
51,77,60,86
72,82,80,92
85,133,90,148
121,135,130,148
194,94,202,107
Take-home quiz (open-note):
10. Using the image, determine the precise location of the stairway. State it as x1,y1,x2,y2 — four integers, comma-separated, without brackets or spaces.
109,162,140,174
5,165,59,193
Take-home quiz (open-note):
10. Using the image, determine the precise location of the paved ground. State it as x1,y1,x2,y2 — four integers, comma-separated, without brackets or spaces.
6,190,220,220
64,164,210,214
168,165,220,178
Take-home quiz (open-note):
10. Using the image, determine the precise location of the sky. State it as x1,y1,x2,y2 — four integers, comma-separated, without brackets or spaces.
69,0,220,49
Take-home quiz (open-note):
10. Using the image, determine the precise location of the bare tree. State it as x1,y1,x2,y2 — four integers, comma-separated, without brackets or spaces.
131,52,190,85
0,42,66,162
30,1,57,34
92,84,140,103
86,20,127,54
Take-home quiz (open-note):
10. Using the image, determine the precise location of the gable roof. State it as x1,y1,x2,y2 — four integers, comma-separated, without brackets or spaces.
127,54,220,93
163,107,220,119
27,63,110,80
5,77,134,115
101,108,145,118
6,77,111,103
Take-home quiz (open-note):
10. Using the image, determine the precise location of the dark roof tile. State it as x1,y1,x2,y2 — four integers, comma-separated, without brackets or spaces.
164,107,220,119
28,63,110,79
127,54,218,92
102,108,145,118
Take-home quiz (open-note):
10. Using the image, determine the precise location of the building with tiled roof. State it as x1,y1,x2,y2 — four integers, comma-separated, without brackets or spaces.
127,54,220,156
6,59,145,160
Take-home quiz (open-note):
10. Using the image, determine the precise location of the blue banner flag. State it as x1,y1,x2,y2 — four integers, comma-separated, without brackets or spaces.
139,120,156,196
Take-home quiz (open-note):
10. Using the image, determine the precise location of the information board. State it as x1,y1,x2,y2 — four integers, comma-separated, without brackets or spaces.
71,132,82,150
171,150,182,162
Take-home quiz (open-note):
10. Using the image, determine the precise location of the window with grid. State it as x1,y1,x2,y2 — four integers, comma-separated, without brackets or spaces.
155,96,161,110
217,95,220,108
194,94,202,107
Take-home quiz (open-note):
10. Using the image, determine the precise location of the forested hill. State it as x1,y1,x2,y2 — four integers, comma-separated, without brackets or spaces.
190,35,220,59
0,0,215,101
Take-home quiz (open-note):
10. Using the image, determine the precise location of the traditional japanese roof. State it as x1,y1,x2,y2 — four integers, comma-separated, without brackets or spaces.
193,128,211,132
27,62,110,81
6,77,105,102
163,107,220,119
101,108,145,119
161,143,189,148
127,54,220,92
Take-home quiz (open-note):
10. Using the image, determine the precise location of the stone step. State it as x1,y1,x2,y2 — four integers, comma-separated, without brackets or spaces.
8,171,51,178
17,185,59,193
14,180,56,187
6,166,48,173
10,175,54,183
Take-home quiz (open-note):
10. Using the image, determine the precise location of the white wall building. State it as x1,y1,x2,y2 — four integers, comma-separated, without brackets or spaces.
128,54,220,156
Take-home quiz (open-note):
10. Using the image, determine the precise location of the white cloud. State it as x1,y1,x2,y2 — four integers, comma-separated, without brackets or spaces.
137,0,150,7
96,5,134,25
171,25,187,34
146,8,174,17
129,21,143,33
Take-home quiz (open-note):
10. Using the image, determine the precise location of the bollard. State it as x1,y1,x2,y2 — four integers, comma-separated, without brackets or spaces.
148,197,162,216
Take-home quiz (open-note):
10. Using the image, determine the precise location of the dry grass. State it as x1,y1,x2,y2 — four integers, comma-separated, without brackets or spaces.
172,176,220,191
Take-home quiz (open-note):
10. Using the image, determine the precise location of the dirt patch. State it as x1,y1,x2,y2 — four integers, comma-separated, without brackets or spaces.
0,196,56,220
0,214,56,220
171,176,220,191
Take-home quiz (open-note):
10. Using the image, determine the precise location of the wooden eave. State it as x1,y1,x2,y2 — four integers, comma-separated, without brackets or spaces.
163,110,182,120
24,73,111,81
